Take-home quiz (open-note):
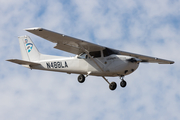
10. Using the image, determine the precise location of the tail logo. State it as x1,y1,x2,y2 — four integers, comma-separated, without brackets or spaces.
25,39,33,53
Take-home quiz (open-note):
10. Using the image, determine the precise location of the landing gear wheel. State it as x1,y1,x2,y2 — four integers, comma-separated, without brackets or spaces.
120,80,127,88
109,82,117,90
78,74,85,83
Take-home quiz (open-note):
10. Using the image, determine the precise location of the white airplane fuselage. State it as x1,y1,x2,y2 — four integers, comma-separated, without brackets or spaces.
31,54,139,77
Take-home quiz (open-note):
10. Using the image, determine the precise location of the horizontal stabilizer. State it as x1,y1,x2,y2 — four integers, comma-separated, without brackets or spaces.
6,59,40,66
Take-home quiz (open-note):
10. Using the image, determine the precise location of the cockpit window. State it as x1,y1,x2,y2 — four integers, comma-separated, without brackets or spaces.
103,48,118,57
89,51,101,58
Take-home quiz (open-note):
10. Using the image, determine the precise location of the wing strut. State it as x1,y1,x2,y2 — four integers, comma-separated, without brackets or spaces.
79,44,110,85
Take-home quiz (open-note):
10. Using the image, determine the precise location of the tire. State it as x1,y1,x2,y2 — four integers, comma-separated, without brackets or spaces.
120,80,127,88
109,82,117,90
78,74,85,83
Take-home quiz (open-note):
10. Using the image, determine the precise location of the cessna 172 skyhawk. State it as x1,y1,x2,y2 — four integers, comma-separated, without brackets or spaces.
7,28,174,90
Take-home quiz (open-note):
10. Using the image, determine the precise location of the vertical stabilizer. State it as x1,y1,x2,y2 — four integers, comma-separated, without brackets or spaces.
18,35,40,61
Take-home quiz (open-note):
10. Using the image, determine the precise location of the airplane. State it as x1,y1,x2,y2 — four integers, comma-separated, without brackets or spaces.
7,27,174,90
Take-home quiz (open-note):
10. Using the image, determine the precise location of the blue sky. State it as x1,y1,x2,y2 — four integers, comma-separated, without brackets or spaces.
0,0,180,120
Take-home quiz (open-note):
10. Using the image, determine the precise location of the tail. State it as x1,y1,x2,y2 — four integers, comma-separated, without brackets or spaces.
18,35,40,61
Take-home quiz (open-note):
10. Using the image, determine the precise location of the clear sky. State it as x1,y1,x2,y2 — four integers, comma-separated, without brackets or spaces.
0,0,180,120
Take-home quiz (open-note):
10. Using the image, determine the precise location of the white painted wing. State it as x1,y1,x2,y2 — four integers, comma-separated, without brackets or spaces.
116,49,174,64
25,27,105,55
25,27,174,64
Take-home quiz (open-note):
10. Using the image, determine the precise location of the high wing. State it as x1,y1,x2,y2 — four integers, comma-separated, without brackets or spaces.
25,27,105,55
25,27,174,64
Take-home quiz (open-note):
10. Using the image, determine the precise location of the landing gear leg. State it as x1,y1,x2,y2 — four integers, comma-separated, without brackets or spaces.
120,76,127,88
102,76,117,90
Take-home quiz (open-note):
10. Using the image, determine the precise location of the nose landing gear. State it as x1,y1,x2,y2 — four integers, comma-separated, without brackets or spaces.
120,76,127,88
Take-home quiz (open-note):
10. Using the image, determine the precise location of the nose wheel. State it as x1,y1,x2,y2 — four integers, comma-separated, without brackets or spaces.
120,80,127,87
120,76,127,88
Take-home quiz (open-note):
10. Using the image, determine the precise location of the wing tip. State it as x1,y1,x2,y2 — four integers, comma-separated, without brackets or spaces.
6,59,15,62
24,27,43,31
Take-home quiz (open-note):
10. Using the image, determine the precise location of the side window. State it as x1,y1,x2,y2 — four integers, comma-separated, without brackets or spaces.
89,51,101,58
103,48,118,57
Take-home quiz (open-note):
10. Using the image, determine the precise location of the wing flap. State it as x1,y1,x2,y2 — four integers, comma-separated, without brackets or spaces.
6,59,40,66
54,43,84,55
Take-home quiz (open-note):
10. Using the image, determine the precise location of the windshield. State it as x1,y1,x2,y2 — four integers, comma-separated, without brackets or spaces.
77,53,87,59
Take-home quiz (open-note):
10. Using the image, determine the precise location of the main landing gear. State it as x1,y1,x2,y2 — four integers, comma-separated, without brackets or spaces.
77,74,127,91
109,82,117,90
77,74,85,83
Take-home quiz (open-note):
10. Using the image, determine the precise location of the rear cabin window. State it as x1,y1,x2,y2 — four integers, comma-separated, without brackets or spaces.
89,51,101,58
